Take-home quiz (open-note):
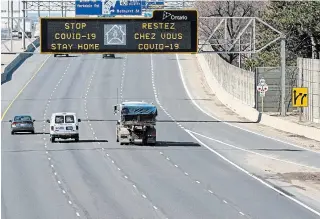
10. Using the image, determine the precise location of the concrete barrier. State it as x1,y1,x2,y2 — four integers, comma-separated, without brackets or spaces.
1,38,40,84
196,51,320,142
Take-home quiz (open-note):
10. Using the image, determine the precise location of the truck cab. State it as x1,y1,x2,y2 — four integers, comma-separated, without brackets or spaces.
114,101,157,146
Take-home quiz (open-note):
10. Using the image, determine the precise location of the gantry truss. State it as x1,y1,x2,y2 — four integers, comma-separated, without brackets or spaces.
198,16,283,54
21,0,196,11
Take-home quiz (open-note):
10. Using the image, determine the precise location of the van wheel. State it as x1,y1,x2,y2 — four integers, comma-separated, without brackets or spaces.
75,137,79,142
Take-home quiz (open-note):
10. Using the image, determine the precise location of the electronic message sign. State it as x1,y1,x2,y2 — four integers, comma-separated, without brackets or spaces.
40,10,198,54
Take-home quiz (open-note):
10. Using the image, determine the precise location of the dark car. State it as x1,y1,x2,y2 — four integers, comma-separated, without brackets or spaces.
54,54,69,57
102,54,115,58
9,115,35,134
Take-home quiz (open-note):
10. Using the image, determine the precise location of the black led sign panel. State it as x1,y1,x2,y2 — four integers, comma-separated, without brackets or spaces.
40,10,198,54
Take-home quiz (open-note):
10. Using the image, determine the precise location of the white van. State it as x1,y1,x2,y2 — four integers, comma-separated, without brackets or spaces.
47,112,81,142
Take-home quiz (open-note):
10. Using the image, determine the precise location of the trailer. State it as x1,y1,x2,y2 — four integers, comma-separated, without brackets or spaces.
114,101,157,145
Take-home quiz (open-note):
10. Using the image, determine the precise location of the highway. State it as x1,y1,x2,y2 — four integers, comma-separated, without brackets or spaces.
2,53,320,219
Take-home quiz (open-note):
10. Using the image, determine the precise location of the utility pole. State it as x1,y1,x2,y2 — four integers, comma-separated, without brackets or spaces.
38,0,40,17
280,35,286,116
22,0,26,50
18,0,21,33
11,0,13,51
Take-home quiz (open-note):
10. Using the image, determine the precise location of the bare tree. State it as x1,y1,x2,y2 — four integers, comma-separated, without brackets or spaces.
195,1,266,65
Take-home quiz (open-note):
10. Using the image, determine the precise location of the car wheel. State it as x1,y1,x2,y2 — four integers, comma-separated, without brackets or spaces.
31,130,35,134
66,54,69,57
50,137,55,143
75,137,79,142
11,131,14,135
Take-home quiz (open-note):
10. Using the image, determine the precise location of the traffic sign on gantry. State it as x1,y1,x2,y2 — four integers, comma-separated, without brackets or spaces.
39,10,198,54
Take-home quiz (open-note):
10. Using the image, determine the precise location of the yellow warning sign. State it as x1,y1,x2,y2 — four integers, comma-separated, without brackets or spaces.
292,87,308,107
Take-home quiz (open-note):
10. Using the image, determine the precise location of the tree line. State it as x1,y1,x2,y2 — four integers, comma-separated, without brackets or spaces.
195,1,320,69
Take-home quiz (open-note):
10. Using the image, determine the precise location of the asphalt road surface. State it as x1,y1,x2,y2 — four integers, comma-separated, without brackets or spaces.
2,54,320,219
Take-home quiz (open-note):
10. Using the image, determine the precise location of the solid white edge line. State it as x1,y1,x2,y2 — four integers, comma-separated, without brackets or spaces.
185,129,320,217
171,54,320,216
188,130,320,170
175,54,320,155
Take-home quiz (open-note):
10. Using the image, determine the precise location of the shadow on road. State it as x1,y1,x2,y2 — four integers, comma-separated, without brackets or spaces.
53,139,109,143
54,55,78,58
11,132,50,135
255,148,304,152
154,141,200,147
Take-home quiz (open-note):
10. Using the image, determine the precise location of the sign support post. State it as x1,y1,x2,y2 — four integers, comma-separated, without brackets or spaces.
257,77,268,113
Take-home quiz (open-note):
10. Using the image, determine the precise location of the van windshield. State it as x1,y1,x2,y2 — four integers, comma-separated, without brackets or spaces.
55,115,64,123
65,115,75,123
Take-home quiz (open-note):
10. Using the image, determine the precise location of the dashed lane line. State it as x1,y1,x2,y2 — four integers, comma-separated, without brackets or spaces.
82,55,168,219
40,57,87,218
150,54,250,218
152,54,320,218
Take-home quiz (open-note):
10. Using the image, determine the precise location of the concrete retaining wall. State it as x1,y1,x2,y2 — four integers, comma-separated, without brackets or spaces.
297,58,320,123
1,38,40,84
197,45,320,142
202,50,255,108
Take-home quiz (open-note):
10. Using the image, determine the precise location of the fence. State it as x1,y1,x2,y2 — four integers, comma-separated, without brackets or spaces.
297,58,320,123
255,66,298,113
201,45,255,108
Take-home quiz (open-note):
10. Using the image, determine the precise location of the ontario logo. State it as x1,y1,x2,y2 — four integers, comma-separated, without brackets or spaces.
162,11,188,21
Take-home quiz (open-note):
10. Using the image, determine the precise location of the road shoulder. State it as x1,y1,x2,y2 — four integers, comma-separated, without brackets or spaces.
1,50,50,115
177,53,320,211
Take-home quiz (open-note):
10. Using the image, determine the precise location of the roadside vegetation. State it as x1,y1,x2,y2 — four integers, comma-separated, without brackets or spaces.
195,1,320,69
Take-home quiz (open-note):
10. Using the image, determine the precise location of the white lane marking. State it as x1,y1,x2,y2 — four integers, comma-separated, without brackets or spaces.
153,54,320,217
208,190,213,194
240,212,245,216
184,172,189,176
69,200,72,205
142,194,147,198
40,59,84,217
195,181,200,184
187,130,320,170
176,54,320,154
186,129,320,217
82,55,169,218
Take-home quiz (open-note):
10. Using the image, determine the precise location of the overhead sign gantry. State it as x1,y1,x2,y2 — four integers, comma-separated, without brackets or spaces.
40,10,198,54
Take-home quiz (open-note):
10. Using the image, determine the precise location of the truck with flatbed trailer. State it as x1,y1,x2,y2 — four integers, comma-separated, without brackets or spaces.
114,101,157,145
